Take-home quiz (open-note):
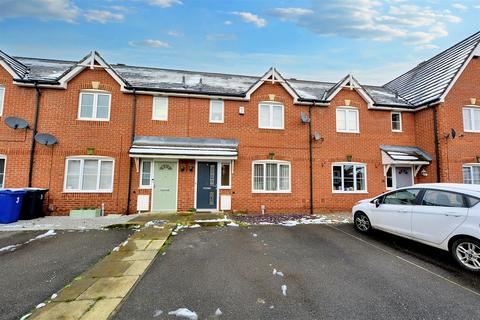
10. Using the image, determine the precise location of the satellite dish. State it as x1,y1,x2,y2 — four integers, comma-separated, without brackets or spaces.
451,128,456,139
35,133,58,146
5,117,29,129
313,132,321,141
300,112,310,123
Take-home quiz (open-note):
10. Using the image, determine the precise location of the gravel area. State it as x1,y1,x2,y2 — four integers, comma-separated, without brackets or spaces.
230,213,351,225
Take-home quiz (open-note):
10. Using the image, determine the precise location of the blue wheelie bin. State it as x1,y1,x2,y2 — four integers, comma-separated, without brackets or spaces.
0,189,27,224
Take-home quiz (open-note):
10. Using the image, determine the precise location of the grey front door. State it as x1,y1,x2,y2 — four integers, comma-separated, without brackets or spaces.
196,162,217,210
395,166,413,189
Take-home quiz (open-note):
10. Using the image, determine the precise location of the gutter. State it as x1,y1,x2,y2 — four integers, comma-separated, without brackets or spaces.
126,89,137,215
28,82,41,187
308,103,314,215
432,105,441,182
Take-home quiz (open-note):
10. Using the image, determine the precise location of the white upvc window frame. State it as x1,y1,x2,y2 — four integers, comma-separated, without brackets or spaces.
140,159,153,189
336,106,359,133
0,155,6,188
463,106,480,133
209,100,224,123
219,161,232,189
78,91,112,121
63,156,115,193
152,96,168,121
462,164,480,184
0,85,5,116
252,160,291,193
391,111,402,132
331,162,368,193
258,102,285,130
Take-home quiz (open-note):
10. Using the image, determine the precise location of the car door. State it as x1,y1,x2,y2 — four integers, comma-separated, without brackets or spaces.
373,188,420,236
411,189,468,244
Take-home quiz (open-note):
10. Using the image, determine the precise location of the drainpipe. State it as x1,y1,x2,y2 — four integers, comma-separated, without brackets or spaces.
126,89,137,215
433,106,441,182
309,103,314,215
28,82,41,187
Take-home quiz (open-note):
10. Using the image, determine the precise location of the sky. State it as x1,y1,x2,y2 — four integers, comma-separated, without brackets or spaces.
0,0,479,85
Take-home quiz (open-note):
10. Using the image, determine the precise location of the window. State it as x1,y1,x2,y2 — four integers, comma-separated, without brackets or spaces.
0,86,4,116
382,189,420,205
332,163,366,192
391,112,402,131
140,160,152,188
386,167,393,189
220,162,231,188
210,100,224,123
252,161,290,192
0,157,5,188
463,107,480,132
336,107,359,133
421,190,465,208
259,103,284,129
78,92,111,121
153,97,168,120
463,165,480,184
64,157,114,192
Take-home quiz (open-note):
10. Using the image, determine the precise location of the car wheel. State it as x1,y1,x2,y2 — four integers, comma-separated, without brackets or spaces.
451,237,480,272
354,212,371,233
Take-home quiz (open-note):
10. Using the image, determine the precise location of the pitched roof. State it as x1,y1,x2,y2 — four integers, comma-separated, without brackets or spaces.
0,50,29,78
385,31,480,106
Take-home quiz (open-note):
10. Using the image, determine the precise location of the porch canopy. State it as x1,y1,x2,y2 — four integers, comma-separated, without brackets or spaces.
129,136,239,160
380,145,432,176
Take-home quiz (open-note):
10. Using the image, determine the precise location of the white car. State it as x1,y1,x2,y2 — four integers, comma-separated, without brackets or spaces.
352,183,480,272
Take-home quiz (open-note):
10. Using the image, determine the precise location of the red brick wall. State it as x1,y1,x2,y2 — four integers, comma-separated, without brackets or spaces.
440,56,480,183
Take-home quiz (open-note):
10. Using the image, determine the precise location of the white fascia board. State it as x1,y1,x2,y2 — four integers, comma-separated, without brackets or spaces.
327,74,374,108
244,68,301,103
0,60,21,79
439,41,480,103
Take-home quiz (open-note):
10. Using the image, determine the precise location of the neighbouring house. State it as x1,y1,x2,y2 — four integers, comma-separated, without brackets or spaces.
0,32,479,215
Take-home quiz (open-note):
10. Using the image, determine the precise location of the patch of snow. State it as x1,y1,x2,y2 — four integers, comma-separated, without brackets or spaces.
194,218,230,223
121,240,128,246
188,224,201,229
0,244,20,252
227,222,239,227
215,308,222,316
252,233,258,237
172,232,178,236
273,269,284,277
51,293,57,300
29,229,56,241
269,306,274,309
281,285,287,296
168,308,198,320
161,252,166,256
153,309,163,317
19,313,31,320
257,298,266,304
36,303,46,309
112,246,120,252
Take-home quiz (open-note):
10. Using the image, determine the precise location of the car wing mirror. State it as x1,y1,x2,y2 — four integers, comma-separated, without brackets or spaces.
374,199,381,208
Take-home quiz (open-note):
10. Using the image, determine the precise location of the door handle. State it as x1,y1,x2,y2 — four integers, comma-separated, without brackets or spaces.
159,188,170,191
398,209,409,213
444,213,461,217
203,187,212,190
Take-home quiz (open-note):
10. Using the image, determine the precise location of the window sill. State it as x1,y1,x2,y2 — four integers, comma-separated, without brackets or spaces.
139,186,152,190
219,186,231,190
63,190,113,194
336,131,360,134
259,127,284,130
77,118,110,122
332,190,368,194
152,118,168,121
252,190,291,194
463,130,480,133
209,120,224,124
392,130,403,133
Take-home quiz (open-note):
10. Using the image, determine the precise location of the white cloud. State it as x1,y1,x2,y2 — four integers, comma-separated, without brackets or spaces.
224,20,233,25
270,0,461,49
232,11,267,28
129,39,170,48
452,3,467,10
84,10,124,23
0,0,80,22
148,0,182,8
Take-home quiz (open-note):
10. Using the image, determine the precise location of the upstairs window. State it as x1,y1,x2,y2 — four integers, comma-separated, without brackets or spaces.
391,112,402,132
210,100,224,123
463,107,480,132
0,86,4,116
78,92,111,121
332,163,367,193
463,165,480,184
259,103,284,129
252,161,290,192
64,157,114,192
153,97,168,121
336,107,359,133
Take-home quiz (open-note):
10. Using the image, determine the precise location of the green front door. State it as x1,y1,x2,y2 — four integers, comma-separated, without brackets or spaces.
152,161,178,212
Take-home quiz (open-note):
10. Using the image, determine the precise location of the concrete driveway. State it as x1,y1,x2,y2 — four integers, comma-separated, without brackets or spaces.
0,229,131,320
114,223,480,320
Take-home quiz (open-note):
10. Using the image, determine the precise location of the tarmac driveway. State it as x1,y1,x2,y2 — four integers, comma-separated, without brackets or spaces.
114,223,480,320
0,229,131,320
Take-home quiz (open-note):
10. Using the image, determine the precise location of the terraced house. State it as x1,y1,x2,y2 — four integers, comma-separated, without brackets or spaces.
0,32,479,215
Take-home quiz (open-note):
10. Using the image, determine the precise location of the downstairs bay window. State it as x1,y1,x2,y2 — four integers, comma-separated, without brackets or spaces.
332,163,367,193
64,157,114,192
252,161,290,193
